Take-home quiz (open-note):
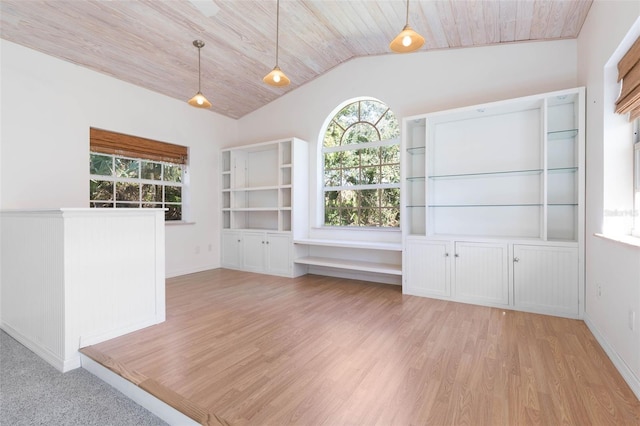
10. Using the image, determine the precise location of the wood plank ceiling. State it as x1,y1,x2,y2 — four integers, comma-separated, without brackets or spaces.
0,0,592,119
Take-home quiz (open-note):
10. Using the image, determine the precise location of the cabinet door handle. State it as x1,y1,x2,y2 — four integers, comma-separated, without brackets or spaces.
513,257,520,263
237,239,241,242
262,241,265,244
454,253,459,257
445,253,449,257
266,241,270,244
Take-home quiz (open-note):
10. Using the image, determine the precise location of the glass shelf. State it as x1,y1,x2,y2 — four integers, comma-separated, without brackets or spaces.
406,176,425,181
429,168,543,179
406,147,426,155
548,203,578,206
429,204,543,208
406,205,426,208
547,167,578,173
547,129,578,140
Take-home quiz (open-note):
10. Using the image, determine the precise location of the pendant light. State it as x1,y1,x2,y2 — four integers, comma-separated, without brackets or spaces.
389,0,425,53
263,0,290,87
188,39,212,108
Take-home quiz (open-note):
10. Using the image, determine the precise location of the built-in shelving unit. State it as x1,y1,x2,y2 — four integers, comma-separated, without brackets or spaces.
220,138,308,277
402,87,585,318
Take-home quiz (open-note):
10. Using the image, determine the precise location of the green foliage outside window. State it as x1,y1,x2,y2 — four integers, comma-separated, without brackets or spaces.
89,153,183,221
323,99,401,227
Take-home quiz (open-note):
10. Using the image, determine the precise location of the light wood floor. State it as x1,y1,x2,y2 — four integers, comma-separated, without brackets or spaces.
82,269,640,425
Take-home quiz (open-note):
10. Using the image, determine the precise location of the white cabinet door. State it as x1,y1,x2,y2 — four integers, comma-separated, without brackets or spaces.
221,231,242,269
242,231,266,272
266,233,291,276
404,239,451,298
513,245,579,316
454,242,509,305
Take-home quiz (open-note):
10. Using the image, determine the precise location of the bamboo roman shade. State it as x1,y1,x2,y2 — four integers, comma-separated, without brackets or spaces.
616,36,640,121
90,128,188,165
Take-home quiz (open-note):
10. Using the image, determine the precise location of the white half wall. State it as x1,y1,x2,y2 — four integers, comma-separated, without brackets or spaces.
1,209,166,372
577,1,640,399
0,40,238,278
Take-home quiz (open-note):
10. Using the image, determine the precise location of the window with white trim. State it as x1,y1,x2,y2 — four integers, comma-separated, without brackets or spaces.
88,128,188,221
322,99,400,227
614,35,640,236
90,153,184,220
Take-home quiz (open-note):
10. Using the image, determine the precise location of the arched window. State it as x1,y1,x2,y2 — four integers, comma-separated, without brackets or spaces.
322,99,400,227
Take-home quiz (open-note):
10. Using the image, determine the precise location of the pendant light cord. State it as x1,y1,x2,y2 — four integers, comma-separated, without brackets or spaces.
405,0,410,25
198,46,202,92
275,0,280,66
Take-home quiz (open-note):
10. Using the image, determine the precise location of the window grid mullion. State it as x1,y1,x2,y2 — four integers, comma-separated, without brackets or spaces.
90,152,183,220
322,138,399,153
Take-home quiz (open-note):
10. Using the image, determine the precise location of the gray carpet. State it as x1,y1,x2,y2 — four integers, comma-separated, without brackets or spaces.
0,330,168,426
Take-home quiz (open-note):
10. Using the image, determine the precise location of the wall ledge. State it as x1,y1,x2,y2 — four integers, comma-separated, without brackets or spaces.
594,233,640,249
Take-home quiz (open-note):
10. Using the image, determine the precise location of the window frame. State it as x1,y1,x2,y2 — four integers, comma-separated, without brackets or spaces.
89,152,186,222
321,98,401,228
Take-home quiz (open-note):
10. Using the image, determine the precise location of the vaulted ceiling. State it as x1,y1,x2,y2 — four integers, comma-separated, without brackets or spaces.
1,0,592,119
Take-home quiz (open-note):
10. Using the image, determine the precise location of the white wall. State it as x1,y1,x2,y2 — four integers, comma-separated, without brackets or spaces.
237,39,578,243
0,40,238,277
577,1,640,398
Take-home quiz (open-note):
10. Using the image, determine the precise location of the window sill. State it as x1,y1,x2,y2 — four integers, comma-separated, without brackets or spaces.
313,226,401,233
165,221,196,226
594,233,640,248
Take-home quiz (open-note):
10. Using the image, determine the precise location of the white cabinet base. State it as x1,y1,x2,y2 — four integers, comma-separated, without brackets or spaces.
403,238,581,318
454,241,509,306
404,239,451,298
513,244,579,317
221,230,295,278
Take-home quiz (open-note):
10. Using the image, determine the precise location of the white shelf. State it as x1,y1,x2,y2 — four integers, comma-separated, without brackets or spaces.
294,238,402,251
403,87,583,242
230,185,280,191
230,207,279,212
294,256,402,275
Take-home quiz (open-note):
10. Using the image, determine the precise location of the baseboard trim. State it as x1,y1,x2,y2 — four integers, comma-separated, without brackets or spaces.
583,313,640,400
166,264,219,279
0,323,80,372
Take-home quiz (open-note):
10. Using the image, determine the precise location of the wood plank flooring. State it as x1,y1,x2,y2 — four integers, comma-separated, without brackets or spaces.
81,269,640,425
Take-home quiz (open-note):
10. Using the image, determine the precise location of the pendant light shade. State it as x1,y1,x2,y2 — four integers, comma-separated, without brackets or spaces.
390,0,424,53
188,39,212,108
263,0,290,87
263,66,290,87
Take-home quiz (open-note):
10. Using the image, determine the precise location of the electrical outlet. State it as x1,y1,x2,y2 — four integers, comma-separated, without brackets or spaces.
629,310,636,331
597,284,602,297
